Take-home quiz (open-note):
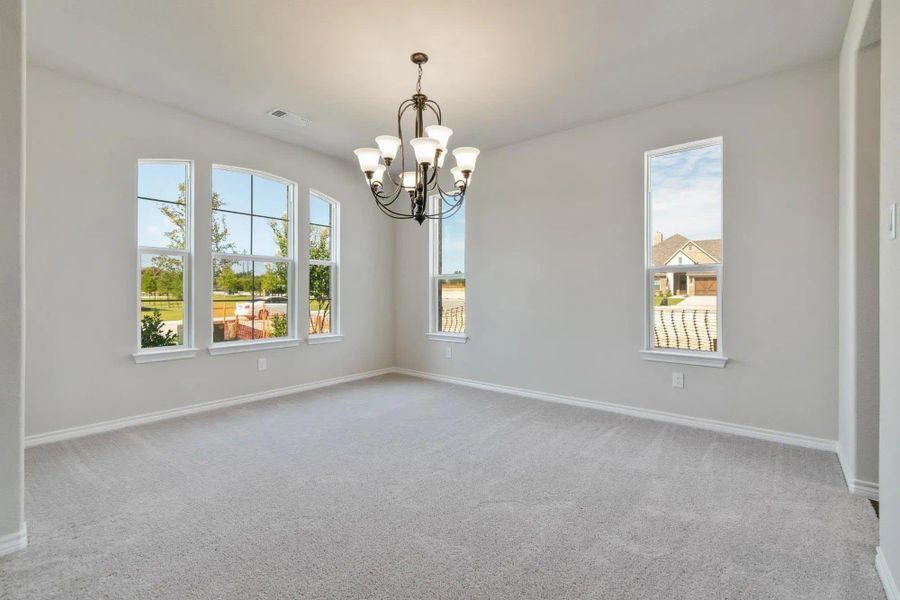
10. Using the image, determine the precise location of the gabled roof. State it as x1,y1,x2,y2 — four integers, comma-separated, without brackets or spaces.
651,234,721,266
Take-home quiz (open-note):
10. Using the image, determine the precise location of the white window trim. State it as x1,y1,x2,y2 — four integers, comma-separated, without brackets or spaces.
308,189,341,340
209,165,299,353
427,194,468,342
133,159,195,363
642,137,728,368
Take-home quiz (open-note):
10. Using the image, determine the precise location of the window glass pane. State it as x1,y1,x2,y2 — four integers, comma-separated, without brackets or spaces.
438,278,465,333
140,253,184,347
214,211,251,255
213,169,251,214
138,198,184,249
652,271,718,352
310,196,332,227
649,143,722,267
138,163,187,203
309,224,331,259
212,259,289,342
252,215,288,257
309,264,333,334
253,176,289,219
439,202,465,275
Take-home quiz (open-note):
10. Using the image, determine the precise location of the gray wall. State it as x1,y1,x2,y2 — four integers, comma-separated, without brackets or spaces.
25,66,394,437
838,0,881,497
0,0,25,542
880,0,900,587
394,61,840,441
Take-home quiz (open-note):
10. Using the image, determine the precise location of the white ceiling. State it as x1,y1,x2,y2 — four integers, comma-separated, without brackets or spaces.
28,0,852,161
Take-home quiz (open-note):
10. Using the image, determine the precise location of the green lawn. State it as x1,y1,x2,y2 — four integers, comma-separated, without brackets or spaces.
142,294,329,322
653,296,685,306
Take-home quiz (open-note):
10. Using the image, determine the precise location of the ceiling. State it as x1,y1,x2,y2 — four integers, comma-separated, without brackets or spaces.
28,0,852,161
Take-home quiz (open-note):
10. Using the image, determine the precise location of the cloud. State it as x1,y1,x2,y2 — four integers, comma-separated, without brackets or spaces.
650,144,722,240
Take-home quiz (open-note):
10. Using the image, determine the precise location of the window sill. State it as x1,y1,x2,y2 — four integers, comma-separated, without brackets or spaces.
132,347,198,364
640,349,728,368
208,339,300,356
426,333,468,344
307,334,344,345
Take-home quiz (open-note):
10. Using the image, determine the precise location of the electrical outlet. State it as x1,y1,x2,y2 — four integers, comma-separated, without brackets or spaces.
445,346,452,359
258,357,267,371
672,372,684,389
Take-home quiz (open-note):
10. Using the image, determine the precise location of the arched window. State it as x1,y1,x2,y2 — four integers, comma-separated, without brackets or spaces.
209,165,298,352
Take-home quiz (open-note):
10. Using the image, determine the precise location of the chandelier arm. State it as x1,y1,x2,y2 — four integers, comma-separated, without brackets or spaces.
417,190,464,220
374,201,415,220
435,177,464,201
373,191,418,218
422,198,463,220
424,99,442,125
371,183,405,206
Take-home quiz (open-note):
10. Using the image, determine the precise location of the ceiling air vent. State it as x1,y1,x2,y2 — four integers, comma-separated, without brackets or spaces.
268,108,311,127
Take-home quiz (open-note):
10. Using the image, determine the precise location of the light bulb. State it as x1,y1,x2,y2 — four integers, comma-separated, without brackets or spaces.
453,147,480,173
410,137,439,165
375,135,401,161
353,148,381,174
425,125,453,150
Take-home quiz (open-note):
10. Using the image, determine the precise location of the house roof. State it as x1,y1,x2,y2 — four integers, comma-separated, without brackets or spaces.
651,234,721,266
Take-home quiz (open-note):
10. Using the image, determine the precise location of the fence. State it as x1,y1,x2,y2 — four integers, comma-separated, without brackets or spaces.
653,307,717,352
441,306,465,333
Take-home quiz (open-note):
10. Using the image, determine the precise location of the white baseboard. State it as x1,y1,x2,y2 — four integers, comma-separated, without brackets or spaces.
0,523,27,557
837,449,880,501
25,368,394,447
877,547,900,600
393,368,838,452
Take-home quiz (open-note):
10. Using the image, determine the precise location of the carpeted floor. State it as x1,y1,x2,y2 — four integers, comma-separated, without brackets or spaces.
0,374,885,599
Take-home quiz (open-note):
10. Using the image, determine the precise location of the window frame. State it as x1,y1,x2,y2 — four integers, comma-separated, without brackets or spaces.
427,194,468,343
208,164,299,355
307,189,342,343
133,159,197,363
641,137,727,368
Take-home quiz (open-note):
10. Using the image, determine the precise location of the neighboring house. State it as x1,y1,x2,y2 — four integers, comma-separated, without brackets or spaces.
651,233,721,297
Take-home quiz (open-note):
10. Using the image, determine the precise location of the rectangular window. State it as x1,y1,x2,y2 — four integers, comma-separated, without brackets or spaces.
137,160,192,350
211,166,296,345
429,196,466,337
645,138,724,363
308,191,339,336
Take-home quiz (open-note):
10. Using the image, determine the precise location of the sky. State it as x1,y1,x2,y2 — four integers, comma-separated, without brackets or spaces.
439,201,465,275
138,164,300,257
649,142,722,242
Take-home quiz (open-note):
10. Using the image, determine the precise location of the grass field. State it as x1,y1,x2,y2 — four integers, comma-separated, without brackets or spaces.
653,296,685,306
142,294,328,322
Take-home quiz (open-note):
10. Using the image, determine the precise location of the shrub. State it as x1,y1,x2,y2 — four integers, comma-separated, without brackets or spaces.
271,313,288,338
141,309,178,347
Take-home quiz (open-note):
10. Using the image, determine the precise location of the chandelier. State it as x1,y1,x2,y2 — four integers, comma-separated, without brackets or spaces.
354,52,479,224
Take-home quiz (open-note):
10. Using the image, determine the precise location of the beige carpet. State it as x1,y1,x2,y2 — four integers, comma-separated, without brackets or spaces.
0,374,885,599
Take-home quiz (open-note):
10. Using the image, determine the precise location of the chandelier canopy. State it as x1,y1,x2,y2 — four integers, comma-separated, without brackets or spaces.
354,52,479,224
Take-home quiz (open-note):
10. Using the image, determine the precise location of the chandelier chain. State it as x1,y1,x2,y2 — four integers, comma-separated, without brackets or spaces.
416,64,423,95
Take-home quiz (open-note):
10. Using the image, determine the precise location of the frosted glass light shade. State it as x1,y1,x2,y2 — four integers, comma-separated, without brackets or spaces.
402,171,417,189
371,164,386,185
375,135,401,161
453,147,480,172
425,125,453,150
450,167,467,187
354,148,382,173
437,151,446,168
410,137,439,165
